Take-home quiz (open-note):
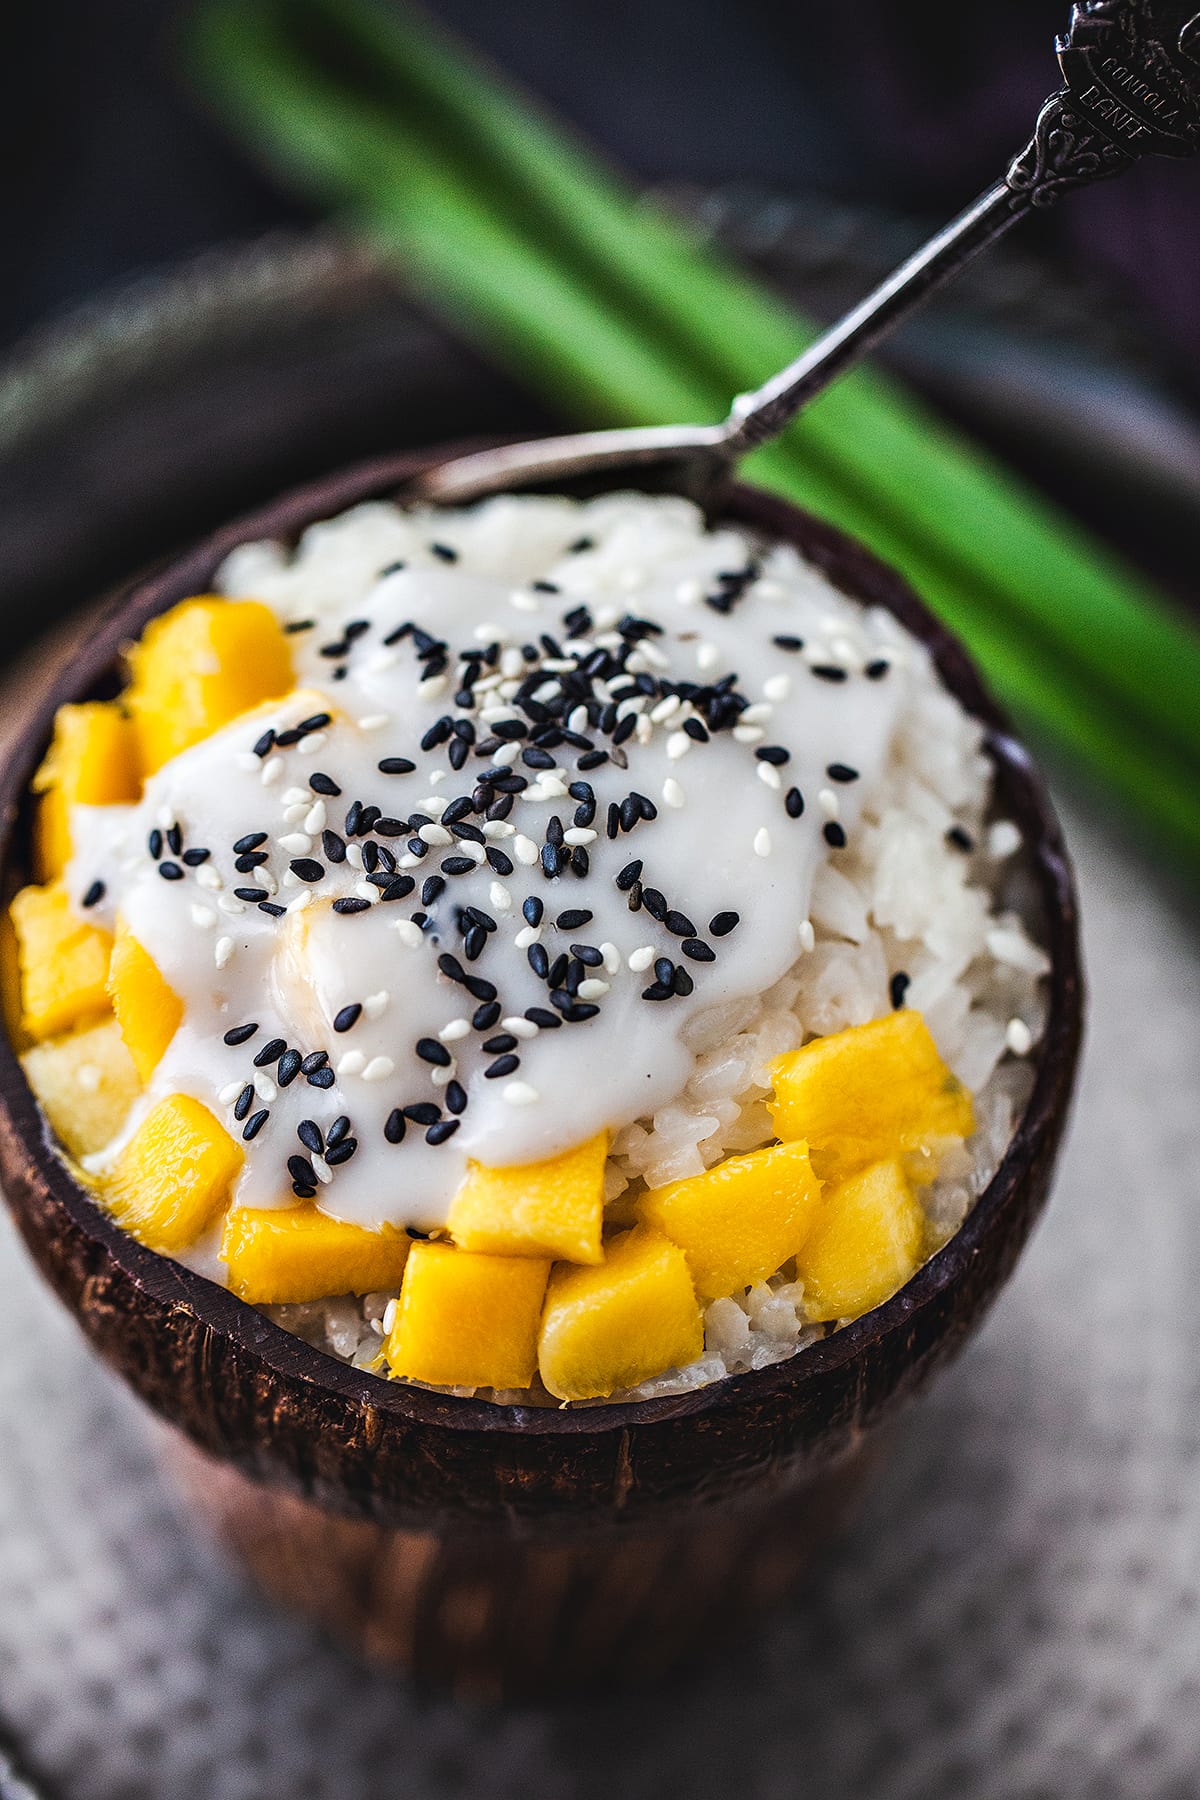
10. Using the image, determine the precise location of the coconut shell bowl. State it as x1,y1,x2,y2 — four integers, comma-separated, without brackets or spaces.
0,447,1082,1700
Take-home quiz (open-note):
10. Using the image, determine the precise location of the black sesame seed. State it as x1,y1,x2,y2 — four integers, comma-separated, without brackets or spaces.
242,1109,269,1142
486,848,514,875
82,879,106,908
325,1137,358,1166
709,911,740,936
641,887,667,922
472,1001,502,1031
384,1108,406,1144
321,830,347,864
258,901,287,918
571,848,590,878
522,896,544,927
378,757,416,775
416,1037,452,1067
233,832,267,854
223,1023,258,1047
404,1103,441,1126
823,821,847,848
182,848,210,866
577,750,608,771
309,772,342,796
672,966,695,996
773,634,805,652
332,897,371,915
288,1155,318,1188
890,971,911,1009
681,938,716,961
641,983,673,1002
300,1051,328,1075
785,787,805,819
485,1054,520,1079
445,1080,468,1115
522,747,555,770
572,945,603,966
569,536,595,553
528,943,550,979
442,855,477,877
483,1034,517,1054
525,1007,561,1029
827,763,859,783
307,1066,336,1089
422,876,447,906
756,745,790,766
426,1118,460,1145
253,1039,287,1067
298,1119,324,1155
234,851,268,873
148,829,163,858
158,861,183,881
655,957,675,985
166,824,183,855
233,1084,255,1122
464,974,497,1003
946,825,974,852
615,860,643,892
253,728,277,757
234,886,268,903
277,1048,302,1086
430,541,458,562
541,843,562,879
664,910,696,937
333,1003,363,1033
865,659,890,680
326,1115,351,1148
290,858,325,883
811,665,849,683
556,908,593,930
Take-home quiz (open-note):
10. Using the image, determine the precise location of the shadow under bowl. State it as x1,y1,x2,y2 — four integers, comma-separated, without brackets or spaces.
0,447,1083,1552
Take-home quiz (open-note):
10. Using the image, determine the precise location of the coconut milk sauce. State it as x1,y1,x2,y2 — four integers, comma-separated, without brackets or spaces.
67,497,907,1242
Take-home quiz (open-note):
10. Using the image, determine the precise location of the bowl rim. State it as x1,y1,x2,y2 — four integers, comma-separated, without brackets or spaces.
0,446,1083,1446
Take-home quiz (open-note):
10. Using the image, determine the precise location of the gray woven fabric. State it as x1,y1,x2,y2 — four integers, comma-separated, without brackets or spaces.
1,791,1197,1800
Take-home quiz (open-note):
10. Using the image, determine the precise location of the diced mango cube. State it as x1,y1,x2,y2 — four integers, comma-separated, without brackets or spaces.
10,881,113,1041
537,1225,703,1401
21,1017,141,1160
125,597,293,773
769,1010,974,1184
447,1132,607,1263
795,1158,925,1322
222,1205,410,1304
1,906,28,1052
107,922,183,1081
103,1093,242,1253
385,1241,550,1390
637,1138,822,1302
32,701,140,879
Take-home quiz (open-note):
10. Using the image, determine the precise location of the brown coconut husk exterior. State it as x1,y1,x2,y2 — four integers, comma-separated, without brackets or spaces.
0,448,1082,1689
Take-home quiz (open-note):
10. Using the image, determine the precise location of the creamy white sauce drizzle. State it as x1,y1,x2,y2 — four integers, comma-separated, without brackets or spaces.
66,494,908,1244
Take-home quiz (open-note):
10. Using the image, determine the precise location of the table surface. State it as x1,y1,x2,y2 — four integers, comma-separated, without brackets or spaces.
1,786,1198,1800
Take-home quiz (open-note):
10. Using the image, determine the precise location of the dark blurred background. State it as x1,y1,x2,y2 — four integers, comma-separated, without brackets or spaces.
2,0,1198,650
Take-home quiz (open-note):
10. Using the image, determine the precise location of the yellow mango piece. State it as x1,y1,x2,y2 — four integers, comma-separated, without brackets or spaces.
796,1158,925,1323
1,906,29,1052
447,1132,607,1263
126,597,292,773
385,1240,550,1390
637,1138,822,1302
21,1016,141,1160
107,922,183,1081
10,881,113,1041
103,1093,242,1253
222,1206,410,1304
537,1225,703,1402
769,1010,974,1185
32,701,140,879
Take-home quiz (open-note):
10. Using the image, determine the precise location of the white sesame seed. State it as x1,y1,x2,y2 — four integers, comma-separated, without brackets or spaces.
563,827,598,846
501,1016,539,1039
503,1081,540,1106
628,945,656,972
1006,1018,1033,1056
649,694,681,725
440,1018,471,1041
577,978,610,1000
337,1051,366,1077
514,924,542,950
500,647,525,677
364,649,399,675
218,894,247,916
364,990,390,1019
635,714,653,746
382,1298,397,1333
474,621,504,642
282,787,309,805
287,890,312,914
254,1073,277,1103
345,844,364,869
299,731,327,753
357,713,390,730
283,803,309,826
362,1056,395,1082
493,741,521,767
662,778,685,809
278,832,312,854
418,674,447,699
754,827,773,857
311,1155,332,1185
696,641,720,671
419,824,453,846
600,942,620,975
398,852,421,870
675,578,703,605
481,820,516,839
431,1065,453,1088
514,835,539,865
391,920,423,948
798,918,815,952
235,752,260,772
757,763,782,791
489,881,513,912
988,820,1021,859
195,864,222,890
619,566,646,592
157,804,175,829
428,770,448,786
755,579,786,601
218,1081,243,1105
510,590,540,612
740,702,773,724
354,882,378,902
214,936,234,969
666,731,691,760
818,787,840,819
733,724,765,744
260,755,284,785
304,801,327,834
190,904,217,929
763,674,791,702
567,706,589,734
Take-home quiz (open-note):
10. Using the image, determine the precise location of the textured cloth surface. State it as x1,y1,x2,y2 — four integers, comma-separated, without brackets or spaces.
0,792,1198,1799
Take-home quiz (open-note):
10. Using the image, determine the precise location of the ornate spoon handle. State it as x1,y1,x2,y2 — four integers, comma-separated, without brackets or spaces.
724,0,1200,456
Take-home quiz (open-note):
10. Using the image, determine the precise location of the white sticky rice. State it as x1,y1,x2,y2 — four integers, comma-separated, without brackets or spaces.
240,493,1049,1401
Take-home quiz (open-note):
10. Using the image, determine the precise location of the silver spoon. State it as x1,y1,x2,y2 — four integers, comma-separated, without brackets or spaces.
410,0,1200,510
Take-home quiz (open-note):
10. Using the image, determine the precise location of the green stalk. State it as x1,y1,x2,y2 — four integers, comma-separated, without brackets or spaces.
184,1,1200,868
280,0,1200,771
